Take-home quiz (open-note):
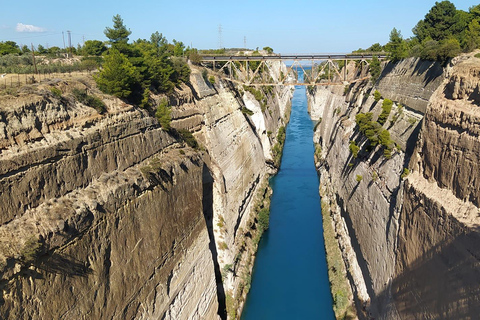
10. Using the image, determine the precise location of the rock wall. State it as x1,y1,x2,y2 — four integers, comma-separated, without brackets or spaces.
0,62,292,319
309,54,480,319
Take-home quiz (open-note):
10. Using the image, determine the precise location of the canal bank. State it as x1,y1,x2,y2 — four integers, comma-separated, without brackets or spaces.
241,72,334,319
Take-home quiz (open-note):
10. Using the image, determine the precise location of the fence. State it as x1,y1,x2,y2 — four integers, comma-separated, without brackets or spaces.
0,71,95,90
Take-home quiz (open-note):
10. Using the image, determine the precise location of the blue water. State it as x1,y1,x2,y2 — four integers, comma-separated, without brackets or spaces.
241,73,334,320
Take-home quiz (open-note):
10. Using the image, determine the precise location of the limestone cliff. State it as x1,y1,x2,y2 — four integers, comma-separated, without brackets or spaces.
309,53,480,319
0,62,292,319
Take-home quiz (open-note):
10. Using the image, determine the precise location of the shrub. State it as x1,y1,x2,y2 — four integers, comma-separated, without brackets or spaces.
349,141,360,158
241,107,254,116
401,168,410,179
372,171,378,182
72,88,106,114
377,99,393,125
50,87,62,98
257,208,270,231
208,75,215,84
155,99,171,130
356,175,363,182
178,129,199,149
219,241,228,250
374,90,381,102
20,237,43,265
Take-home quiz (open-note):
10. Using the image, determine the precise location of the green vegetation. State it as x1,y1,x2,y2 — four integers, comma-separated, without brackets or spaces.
257,208,270,232
178,129,199,150
241,107,254,116
219,241,228,250
243,85,268,111
226,292,236,319
93,15,192,104
72,88,106,114
377,99,393,125
356,175,363,183
20,237,43,265
349,141,360,158
369,56,381,83
314,143,322,160
272,126,286,167
361,2,480,62
401,168,410,179
49,87,62,98
372,171,378,182
355,111,395,158
155,99,171,130
374,90,382,102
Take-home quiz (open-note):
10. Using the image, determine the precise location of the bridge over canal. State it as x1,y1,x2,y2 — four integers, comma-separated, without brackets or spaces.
200,53,387,86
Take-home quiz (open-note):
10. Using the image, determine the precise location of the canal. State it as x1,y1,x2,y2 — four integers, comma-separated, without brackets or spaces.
241,71,334,319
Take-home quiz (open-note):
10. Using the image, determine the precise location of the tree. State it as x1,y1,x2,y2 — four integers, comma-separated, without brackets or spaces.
386,28,408,61
94,48,140,99
0,41,20,55
82,40,107,56
172,39,185,57
462,19,480,51
367,43,383,52
104,14,131,47
37,44,47,54
263,46,274,54
369,56,381,83
155,98,171,130
413,1,458,41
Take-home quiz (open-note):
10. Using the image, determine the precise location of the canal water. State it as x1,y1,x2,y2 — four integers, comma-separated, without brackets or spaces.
241,71,334,319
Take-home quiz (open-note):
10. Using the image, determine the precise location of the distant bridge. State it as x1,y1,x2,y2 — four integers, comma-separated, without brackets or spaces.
200,53,387,86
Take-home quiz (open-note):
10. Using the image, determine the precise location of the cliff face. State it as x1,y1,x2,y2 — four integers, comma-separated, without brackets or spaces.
309,53,480,319
0,63,292,319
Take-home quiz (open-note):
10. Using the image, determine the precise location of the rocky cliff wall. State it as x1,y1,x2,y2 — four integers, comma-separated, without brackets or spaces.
0,62,292,319
309,54,480,319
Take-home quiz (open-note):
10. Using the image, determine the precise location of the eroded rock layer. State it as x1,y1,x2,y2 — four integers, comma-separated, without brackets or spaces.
309,53,480,319
0,63,292,319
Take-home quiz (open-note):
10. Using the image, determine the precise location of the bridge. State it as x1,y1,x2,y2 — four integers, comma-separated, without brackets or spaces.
200,53,387,86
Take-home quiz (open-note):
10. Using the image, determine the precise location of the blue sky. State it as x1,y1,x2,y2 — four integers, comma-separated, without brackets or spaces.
1,0,478,53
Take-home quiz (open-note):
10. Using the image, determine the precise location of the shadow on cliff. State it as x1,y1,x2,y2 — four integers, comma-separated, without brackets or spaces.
374,228,480,319
202,163,227,320
35,252,92,277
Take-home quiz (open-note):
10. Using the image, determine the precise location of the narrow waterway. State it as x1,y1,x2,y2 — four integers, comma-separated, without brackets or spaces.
241,71,334,319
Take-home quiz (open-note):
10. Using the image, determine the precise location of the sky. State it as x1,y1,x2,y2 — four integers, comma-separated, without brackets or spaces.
1,0,479,53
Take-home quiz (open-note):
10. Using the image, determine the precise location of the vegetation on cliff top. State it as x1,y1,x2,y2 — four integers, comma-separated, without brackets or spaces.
357,1,480,62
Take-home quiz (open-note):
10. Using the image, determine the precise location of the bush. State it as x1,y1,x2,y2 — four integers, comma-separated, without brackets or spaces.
349,141,360,158
401,168,410,179
178,129,199,149
257,208,270,231
20,237,43,265
155,99,171,130
50,87,62,98
241,107,254,116
374,90,381,102
356,175,363,182
72,88,106,114
377,99,393,125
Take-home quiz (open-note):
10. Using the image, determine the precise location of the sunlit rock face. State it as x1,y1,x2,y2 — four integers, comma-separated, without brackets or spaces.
309,53,480,319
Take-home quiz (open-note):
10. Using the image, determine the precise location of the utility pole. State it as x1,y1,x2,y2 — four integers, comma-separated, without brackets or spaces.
67,30,72,57
31,43,38,75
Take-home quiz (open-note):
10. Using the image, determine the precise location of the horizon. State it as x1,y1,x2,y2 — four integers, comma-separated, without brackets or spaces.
1,0,479,53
